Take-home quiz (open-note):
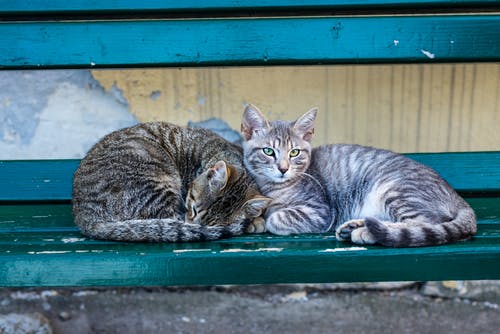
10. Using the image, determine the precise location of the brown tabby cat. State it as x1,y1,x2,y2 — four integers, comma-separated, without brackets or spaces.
73,122,270,242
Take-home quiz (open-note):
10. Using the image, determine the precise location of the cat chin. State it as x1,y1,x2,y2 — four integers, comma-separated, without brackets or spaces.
254,175,289,185
271,174,294,183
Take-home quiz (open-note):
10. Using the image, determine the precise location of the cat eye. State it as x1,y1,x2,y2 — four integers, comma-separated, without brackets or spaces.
262,147,275,156
289,149,300,157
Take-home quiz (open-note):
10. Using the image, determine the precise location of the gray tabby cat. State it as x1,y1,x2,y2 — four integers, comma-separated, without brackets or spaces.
73,122,270,242
242,105,477,247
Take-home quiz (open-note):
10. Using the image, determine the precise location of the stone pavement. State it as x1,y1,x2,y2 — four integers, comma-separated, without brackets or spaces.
0,282,499,334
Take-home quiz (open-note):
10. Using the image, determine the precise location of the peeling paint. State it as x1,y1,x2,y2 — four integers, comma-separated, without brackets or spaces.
150,90,161,100
61,237,86,243
220,247,283,253
28,250,72,255
0,70,137,159
319,247,367,252
74,250,106,254
173,249,212,253
420,49,435,59
220,249,255,253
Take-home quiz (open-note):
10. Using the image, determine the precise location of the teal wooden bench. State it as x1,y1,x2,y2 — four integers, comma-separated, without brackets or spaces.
0,1,499,287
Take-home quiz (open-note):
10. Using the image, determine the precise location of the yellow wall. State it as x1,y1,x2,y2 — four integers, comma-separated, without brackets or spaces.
92,63,500,153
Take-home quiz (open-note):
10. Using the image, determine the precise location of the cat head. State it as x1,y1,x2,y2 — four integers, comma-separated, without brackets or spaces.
185,160,271,227
241,104,318,184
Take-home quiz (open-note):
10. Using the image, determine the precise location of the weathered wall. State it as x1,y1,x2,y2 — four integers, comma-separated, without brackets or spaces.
0,64,498,159
0,70,137,159
94,63,500,153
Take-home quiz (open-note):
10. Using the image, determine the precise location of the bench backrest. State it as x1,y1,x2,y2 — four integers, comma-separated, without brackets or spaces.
1,1,499,69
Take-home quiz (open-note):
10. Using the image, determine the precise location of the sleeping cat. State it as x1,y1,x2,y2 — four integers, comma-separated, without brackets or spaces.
73,122,270,242
241,105,477,247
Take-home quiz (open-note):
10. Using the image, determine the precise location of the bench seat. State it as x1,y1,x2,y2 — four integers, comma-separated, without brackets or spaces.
1,152,499,287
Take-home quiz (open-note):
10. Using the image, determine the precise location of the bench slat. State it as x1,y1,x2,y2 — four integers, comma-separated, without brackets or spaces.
0,228,498,287
0,197,498,286
1,152,498,201
1,198,498,230
1,15,499,69
0,1,496,14
0,160,79,201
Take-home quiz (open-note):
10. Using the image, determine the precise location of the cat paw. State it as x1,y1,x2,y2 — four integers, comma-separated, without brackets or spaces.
336,219,376,245
350,227,376,245
336,219,366,241
245,217,267,234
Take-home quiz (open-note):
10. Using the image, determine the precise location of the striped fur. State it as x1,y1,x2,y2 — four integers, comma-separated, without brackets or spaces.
241,105,333,235
73,122,270,242
242,106,477,247
314,144,477,247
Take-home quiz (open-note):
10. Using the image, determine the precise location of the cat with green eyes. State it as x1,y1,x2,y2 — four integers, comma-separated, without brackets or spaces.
242,106,333,235
73,122,270,242
242,105,476,247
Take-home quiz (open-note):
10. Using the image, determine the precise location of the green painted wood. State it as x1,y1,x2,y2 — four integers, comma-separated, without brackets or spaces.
0,197,497,286
0,204,75,231
0,1,496,14
1,197,497,231
0,229,498,287
0,160,79,201
406,152,500,193
1,152,498,201
1,15,499,69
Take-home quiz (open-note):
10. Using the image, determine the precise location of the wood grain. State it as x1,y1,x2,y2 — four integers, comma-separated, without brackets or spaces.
93,63,500,153
0,199,498,287
1,152,498,201
1,16,499,69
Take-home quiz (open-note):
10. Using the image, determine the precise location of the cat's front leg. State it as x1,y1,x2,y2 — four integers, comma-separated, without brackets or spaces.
265,210,297,235
245,217,267,233
265,206,328,235
336,219,376,245
265,209,298,235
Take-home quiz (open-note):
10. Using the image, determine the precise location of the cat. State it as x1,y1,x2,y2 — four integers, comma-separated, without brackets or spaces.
73,122,270,242
241,104,477,247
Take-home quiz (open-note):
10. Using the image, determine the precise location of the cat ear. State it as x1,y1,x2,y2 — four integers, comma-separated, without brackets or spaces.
207,160,230,191
293,107,318,142
243,195,272,217
241,104,270,140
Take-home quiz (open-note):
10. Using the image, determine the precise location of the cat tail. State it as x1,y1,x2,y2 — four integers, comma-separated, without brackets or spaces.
364,206,477,247
80,218,245,242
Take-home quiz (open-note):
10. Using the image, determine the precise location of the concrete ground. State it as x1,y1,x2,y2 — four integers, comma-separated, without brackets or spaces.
0,282,499,334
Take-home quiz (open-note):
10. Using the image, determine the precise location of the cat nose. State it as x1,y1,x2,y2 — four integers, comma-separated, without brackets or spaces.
278,166,288,175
